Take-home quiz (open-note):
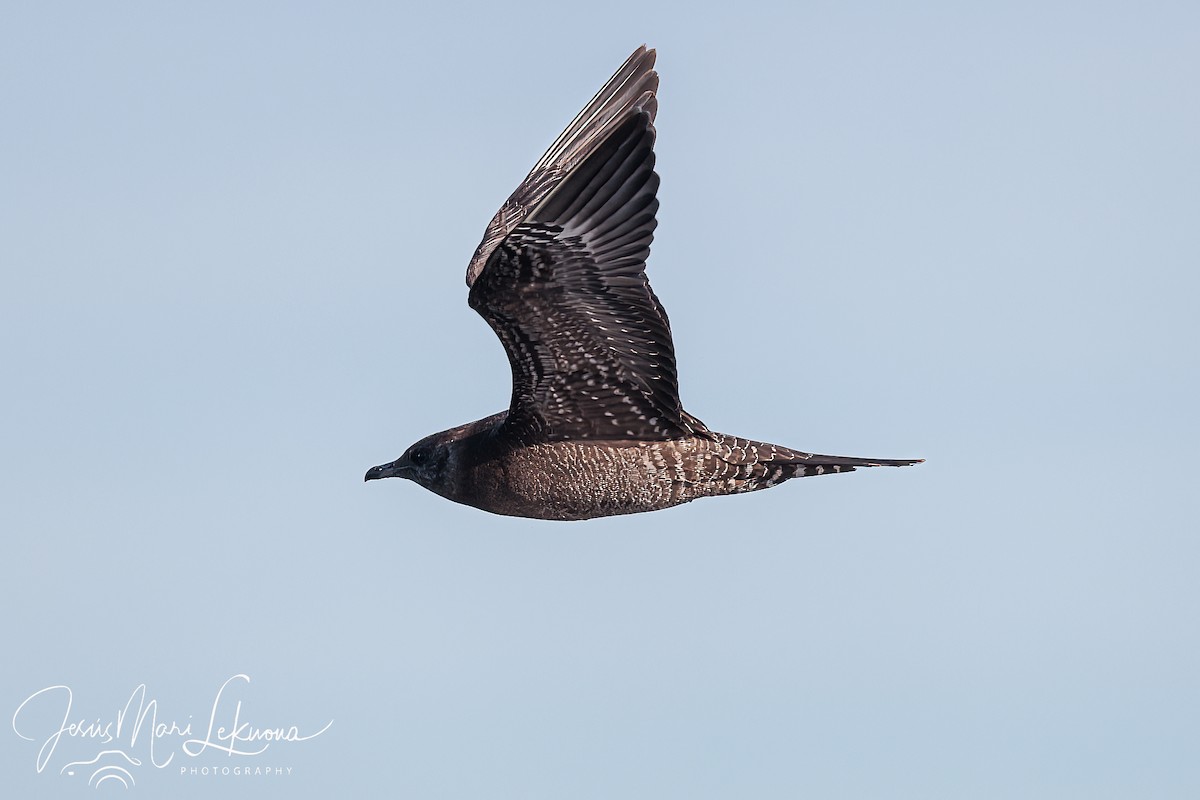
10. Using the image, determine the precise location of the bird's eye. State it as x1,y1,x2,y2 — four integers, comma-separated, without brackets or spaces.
411,448,427,465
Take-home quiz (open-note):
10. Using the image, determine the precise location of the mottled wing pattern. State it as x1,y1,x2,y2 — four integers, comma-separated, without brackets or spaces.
465,47,659,287
469,108,703,442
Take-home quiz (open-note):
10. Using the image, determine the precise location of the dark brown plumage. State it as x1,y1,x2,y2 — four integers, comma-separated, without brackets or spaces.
365,46,922,521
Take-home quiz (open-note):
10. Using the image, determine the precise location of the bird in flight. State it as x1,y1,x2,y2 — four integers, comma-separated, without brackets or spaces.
365,46,921,520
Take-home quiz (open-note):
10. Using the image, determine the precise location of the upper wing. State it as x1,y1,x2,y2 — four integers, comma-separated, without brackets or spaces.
465,46,659,288
467,49,706,442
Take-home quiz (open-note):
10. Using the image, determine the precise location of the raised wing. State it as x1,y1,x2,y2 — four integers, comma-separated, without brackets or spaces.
465,46,659,288
467,50,706,442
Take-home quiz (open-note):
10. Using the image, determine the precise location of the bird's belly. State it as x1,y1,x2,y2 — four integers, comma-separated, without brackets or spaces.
464,440,693,521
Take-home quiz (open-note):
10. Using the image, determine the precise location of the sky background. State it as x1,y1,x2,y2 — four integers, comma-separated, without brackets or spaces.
3,1,1198,797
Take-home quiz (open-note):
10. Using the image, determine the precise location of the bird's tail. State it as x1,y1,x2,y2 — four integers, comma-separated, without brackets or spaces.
711,432,921,469
704,432,922,489
788,453,924,473
760,454,922,483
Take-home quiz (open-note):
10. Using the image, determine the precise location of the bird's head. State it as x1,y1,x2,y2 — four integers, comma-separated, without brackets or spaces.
364,412,506,499
364,433,452,492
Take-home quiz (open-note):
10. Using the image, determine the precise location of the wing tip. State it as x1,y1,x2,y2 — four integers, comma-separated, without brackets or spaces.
465,45,662,288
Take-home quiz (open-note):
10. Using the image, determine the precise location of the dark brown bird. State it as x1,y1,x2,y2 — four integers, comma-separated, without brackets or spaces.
365,46,922,520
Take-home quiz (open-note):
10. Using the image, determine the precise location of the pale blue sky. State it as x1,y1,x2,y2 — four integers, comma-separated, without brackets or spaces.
3,1,1198,797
